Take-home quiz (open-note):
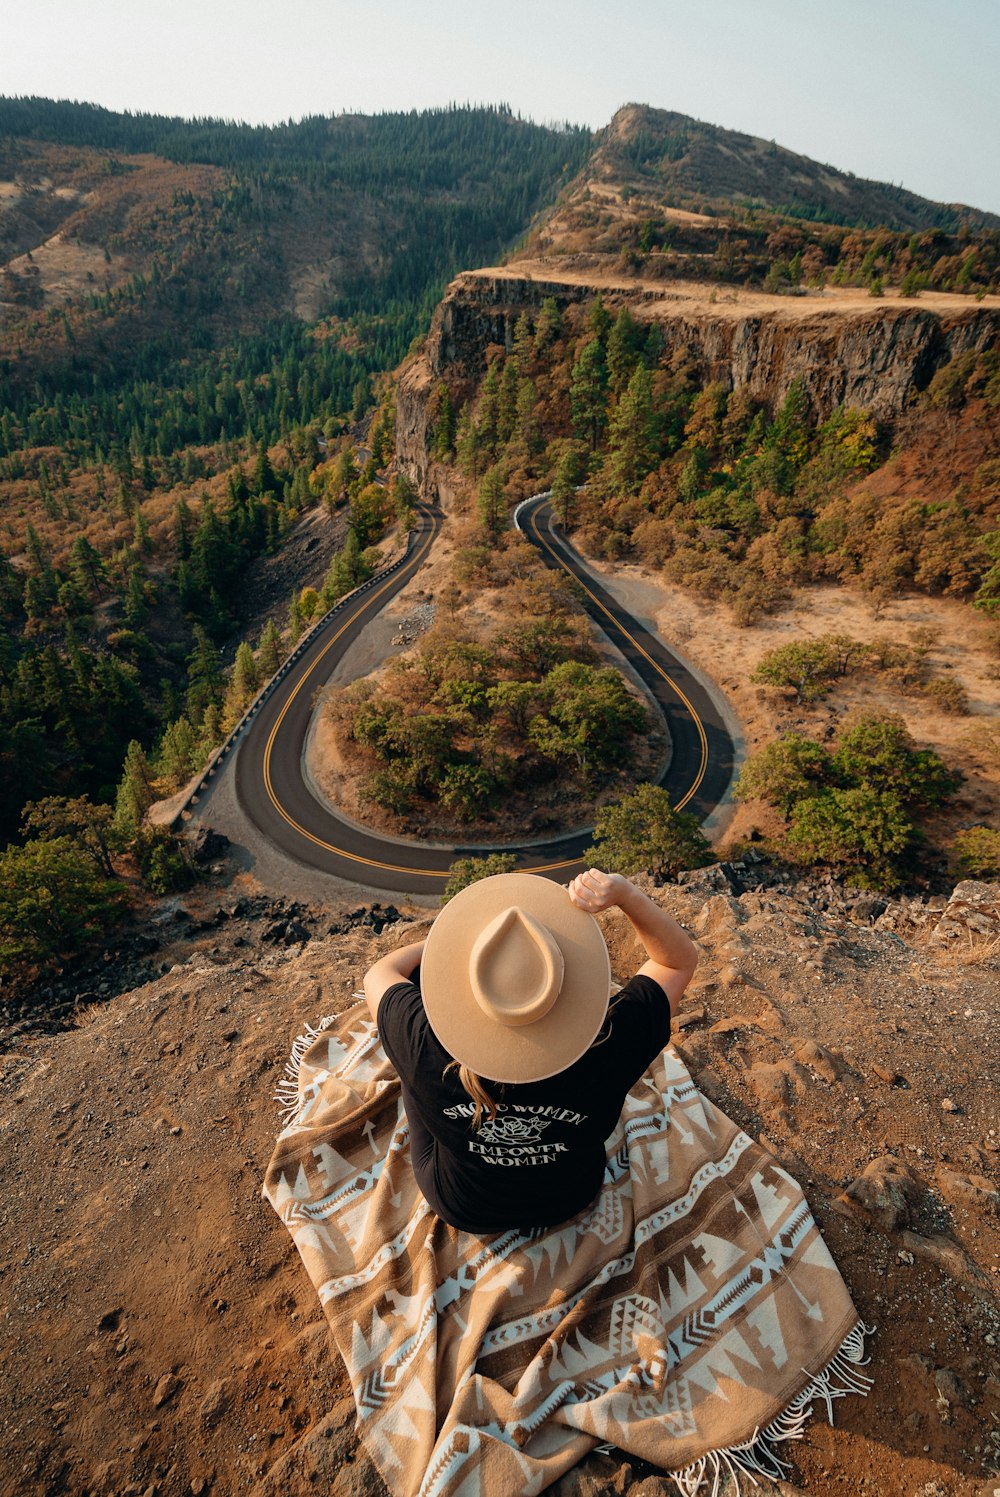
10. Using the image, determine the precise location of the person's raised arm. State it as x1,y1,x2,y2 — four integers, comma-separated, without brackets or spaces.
567,869,699,1015
362,941,426,1024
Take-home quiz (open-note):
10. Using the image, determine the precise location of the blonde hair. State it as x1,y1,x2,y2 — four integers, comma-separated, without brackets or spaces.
444,983,623,1125
444,1061,499,1129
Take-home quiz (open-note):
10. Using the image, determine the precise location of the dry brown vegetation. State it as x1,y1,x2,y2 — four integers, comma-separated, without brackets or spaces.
312,520,665,838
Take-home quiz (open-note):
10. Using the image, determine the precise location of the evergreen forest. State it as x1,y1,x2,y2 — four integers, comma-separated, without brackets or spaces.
2,94,999,981
0,100,591,977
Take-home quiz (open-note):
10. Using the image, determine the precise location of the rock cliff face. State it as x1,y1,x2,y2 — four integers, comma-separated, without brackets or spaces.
396,268,1000,485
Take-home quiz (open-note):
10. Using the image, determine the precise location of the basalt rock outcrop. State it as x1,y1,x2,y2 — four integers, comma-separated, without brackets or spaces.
2,867,998,1495
397,268,1000,486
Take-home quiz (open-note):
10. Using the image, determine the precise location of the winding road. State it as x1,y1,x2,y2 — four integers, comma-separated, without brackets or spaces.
205,496,736,896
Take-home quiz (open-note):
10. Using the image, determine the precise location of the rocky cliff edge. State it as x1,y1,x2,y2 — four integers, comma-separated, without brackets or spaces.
1,865,998,1497
397,268,1000,487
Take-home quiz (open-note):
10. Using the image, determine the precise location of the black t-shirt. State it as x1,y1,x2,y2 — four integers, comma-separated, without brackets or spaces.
377,973,670,1232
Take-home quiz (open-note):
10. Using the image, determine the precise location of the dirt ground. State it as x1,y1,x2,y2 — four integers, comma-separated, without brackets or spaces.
470,263,1000,320
578,554,1000,863
1,864,998,1497
305,500,998,866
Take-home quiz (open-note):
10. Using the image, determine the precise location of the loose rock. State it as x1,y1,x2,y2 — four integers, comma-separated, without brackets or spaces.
935,1169,999,1214
199,1378,231,1428
793,1038,842,1083
836,1156,925,1232
152,1372,181,1409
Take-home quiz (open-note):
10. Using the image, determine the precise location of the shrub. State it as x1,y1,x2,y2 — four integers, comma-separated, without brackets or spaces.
831,714,958,807
787,787,912,887
737,713,959,887
734,734,832,817
583,784,712,882
0,837,126,979
438,764,496,822
949,826,1000,879
359,769,416,817
442,853,518,904
919,677,969,715
751,639,841,702
136,827,195,895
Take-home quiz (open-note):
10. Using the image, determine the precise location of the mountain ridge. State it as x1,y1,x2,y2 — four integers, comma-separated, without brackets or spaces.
591,102,1000,229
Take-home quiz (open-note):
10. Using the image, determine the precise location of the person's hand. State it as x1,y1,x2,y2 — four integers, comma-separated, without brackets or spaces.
567,868,628,915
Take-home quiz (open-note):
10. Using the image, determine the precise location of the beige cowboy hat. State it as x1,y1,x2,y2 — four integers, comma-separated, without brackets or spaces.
420,872,612,1084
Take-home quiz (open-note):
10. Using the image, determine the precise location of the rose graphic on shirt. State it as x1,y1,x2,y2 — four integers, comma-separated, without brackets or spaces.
477,1115,552,1146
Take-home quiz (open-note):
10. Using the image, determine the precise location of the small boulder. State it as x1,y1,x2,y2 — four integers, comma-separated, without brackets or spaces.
748,1060,809,1112
152,1372,181,1409
199,1378,231,1428
872,1063,907,1088
674,1006,705,1031
836,1156,925,1232
189,828,230,865
709,1015,755,1035
936,1169,999,1214
793,1039,842,1083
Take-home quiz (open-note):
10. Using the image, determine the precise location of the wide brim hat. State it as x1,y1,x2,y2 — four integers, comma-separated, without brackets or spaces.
420,872,611,1084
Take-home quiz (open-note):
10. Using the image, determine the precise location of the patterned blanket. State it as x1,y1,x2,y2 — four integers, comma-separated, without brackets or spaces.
263,1005,871,1497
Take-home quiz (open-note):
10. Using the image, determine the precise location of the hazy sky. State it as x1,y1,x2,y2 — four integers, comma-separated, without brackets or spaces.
5,0,999,212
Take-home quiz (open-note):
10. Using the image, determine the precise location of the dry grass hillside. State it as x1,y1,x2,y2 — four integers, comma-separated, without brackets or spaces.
1,862,997,1497
586,104,1000,230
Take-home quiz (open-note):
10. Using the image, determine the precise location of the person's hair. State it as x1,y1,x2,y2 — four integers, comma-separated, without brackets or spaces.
443,984,624,1127
444,1061,499,1128
590,982,625,1049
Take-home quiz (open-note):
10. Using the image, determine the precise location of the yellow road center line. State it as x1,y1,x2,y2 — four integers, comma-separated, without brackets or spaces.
528,505,709,811
258,497,711,882
260,516,581,879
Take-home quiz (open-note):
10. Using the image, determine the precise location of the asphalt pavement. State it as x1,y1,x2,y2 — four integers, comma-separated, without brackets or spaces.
195,498,737,896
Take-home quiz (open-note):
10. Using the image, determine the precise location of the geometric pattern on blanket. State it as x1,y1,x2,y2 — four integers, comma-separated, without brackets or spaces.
263,1005,871,1497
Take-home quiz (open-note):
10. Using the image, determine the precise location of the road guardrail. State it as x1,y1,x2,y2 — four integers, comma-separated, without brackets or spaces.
169,526,419,829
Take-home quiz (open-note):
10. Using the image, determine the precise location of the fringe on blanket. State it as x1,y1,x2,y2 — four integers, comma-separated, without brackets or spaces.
273,1010,340,1124
272,1010,874,1497
666,1321,874,1497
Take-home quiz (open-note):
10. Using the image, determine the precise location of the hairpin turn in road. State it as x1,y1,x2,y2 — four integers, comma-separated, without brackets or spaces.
197,496,736,895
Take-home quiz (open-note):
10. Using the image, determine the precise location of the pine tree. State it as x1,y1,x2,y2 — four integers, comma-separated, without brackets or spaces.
288,587,304,645
570,339,609,450
497,358,519,445
477,465,507,540
606,308,642,394
112,740,154,844
533,297,562,354
454,403,478,473
156,717,201,791
221,641,260,731
515,378,540,455
69,535,107,599
24,522,49,578
551,448,582,527
185,625,224,721
607,366,657,493
511,312,534,373
174,497,193,560
133,507,152,555
432,385,456,460
253,439,279,496
587,293,611,343
123,567,148,626
257,618,283,678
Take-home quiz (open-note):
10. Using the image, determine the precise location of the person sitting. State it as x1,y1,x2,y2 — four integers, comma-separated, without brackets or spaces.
362,867,699,1235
